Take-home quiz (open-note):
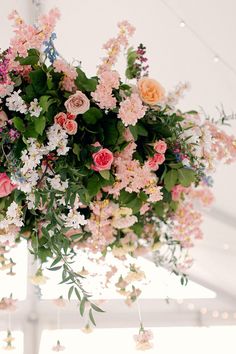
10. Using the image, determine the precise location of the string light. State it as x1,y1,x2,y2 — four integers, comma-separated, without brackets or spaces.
187,303,195,311
214,55,220,63
179,20,186,28
212,310,220,318
223,243,229,250
159,0,236,78
200,307,208,315
221,312,229,320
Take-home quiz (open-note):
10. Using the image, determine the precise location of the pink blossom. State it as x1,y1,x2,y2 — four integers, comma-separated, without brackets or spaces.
53,58,77,92
171,185,187,201
92,70,119,110
118,93,146,126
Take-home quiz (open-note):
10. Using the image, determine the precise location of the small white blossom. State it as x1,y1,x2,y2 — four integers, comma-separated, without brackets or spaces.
49,175,68,192
47,124,70,156
29,98,42,117
62,209,87,229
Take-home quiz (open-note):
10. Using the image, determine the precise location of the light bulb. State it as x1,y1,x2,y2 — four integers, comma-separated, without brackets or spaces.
214,55,220,63
179,20,186,28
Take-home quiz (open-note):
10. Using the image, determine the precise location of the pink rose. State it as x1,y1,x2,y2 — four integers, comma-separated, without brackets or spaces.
65,90,90,115
154,140,167,154
0,173,17,198
63,120,78,135
66,113,76,120
54,112,67,127
147,153,165,170
153,153,165,165
0,111,8,128
91,148,114,171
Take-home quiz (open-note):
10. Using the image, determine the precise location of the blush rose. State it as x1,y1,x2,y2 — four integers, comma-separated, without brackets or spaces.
154,140,167,154
65,90,90,115
0,173,17,198
63,120,78,135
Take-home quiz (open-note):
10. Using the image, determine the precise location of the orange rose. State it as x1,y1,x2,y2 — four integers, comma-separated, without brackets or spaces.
137,77,165,105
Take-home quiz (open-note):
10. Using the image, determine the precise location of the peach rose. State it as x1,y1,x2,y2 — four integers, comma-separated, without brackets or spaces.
91,148,114,171
65,90,90,115
54,112,67,126
0,111,8,128
138,77,165,105
63,119,78,135
0,173,17,198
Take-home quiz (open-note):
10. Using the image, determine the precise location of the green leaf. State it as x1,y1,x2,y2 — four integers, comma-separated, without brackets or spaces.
18,55,39,66
80,297,87,316
91,303,105,313
129,125,138,140
89,309,96,326
50,256,62,268
34,116,46,135
75,287,81,301
75,68,97,92
99,170,110,180
137,123,148,137
178,168,195,187
164,169,178,191
30,69,47,95
12,117,25,132
126,197,142,214
87,174,101,197
68,286,74,300
39,95,56,112
103,118,119,145
48,265,62,271
73,143,81,159
83,107,102,124
154,201,165,218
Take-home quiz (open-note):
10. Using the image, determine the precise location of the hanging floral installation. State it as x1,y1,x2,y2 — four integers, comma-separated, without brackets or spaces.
0,8,236,331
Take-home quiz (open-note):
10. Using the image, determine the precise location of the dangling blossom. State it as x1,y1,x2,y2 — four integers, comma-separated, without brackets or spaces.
52,340,65,352
134,325,153,351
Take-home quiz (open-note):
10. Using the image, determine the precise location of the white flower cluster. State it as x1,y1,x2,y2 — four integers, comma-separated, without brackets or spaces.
6,90,27,113
29,98,42,117
49,175,68,192
62,209,87,229
0,202,24,229
47,123,70,156
13,123,70,195
13,138,48,193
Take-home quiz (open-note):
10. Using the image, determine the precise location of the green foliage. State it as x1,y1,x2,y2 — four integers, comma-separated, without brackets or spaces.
75,68,97,92
83,107,103,124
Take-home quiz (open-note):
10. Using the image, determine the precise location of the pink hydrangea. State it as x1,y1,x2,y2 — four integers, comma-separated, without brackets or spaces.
118,93,146,126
